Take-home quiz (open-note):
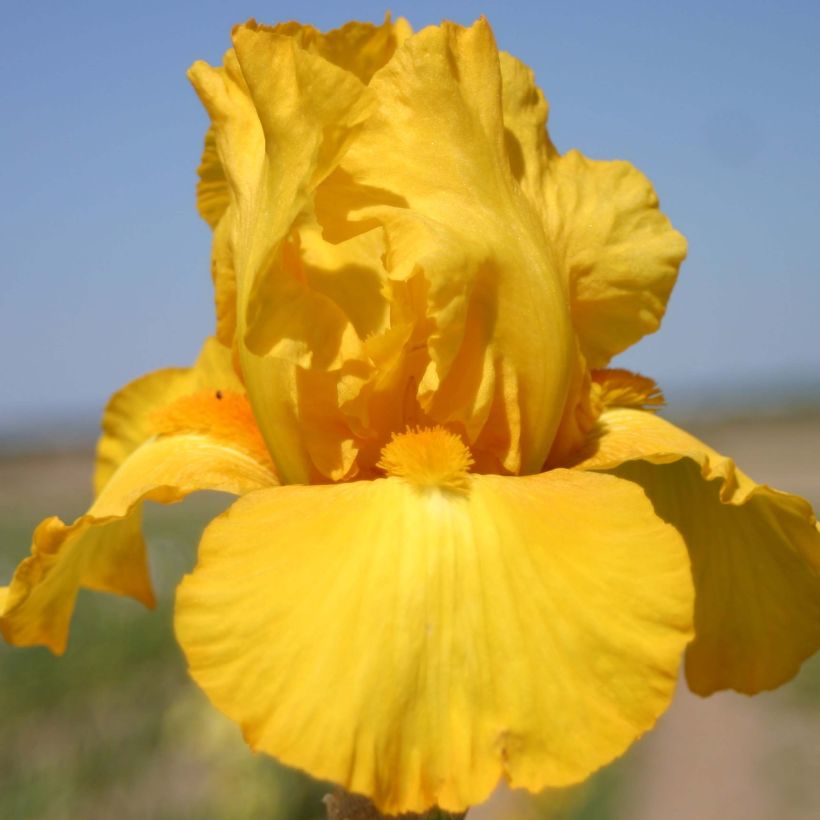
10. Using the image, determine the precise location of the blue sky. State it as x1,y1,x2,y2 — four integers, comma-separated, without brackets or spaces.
1,0,819,428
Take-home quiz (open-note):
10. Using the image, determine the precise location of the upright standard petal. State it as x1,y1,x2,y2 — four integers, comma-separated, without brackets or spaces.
319,20,573,475
544,152,687,368
497,50,556,213
195,126,230,230
191,25,378,483
497,56,686,369
263,15,412,83
573,406,820,694
176,436,692,814
195,128,236,345
193,17,409,349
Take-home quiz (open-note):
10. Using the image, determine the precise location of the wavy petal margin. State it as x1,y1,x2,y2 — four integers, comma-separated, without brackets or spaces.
3,343,274,654
1,432,275,654
573,407,820,694
176,469,692,813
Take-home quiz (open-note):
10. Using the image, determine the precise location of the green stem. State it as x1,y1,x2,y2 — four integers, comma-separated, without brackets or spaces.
323,791,468,820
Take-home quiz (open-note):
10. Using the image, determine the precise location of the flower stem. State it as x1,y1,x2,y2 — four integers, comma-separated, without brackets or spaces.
323,791,467,820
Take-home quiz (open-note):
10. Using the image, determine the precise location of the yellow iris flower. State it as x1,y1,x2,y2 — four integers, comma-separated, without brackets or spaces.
3,15,820,816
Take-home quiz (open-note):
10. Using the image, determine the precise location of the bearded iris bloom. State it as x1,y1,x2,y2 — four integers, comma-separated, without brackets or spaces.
3,15,820,816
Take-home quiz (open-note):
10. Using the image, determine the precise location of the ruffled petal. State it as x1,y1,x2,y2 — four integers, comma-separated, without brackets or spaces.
195,125,230,229
573,407,820,694
543,151,687,368
497,50,556,214
497,50,686,369
193,17,407,349
191,24,377,484
94,337,242,493
209,215,239,346
223,21,375,330
263,15,412,82
6,355,272,654
176,469,692,814
244,222,393,482
1,429,276,655
318,20,573,475
190,49,257,346
194,128,237,345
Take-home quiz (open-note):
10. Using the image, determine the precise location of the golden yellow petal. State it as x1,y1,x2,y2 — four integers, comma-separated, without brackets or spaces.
318,20,573,475
544,151,687,368
497,49,557,214
188,49,261,216
209,214,238,345
1,433,276,654
543,341,600,470
572,406,750,496
191,25,377,484
176,469,692,814
547,366,664,469
196,125,230,229
195,18,406,243
263,15,412,83
496,55,601,472
189,54,250,350
228,23,374,295
498,50,685,369
241,231,375,482
247,221,397,482
298,221,388,343
192,124,238,344
1,512,151,654
574,407,820,694
94,337,242,494
194,16,410,347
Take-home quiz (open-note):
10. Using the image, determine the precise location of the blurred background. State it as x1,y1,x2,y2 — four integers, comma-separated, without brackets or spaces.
1,1,819,818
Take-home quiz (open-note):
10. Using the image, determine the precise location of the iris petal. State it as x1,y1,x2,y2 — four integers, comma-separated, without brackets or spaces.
262,15,413,83
573,407,820,694
1,433,276,654
3,340,272,654
544,152,687,368
193,133,236,346
497,49,557,211
194,16,410,348
319,20,573,474
175,469,692,814
94,337,242,493
191,24,377,483
498,54,686,369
